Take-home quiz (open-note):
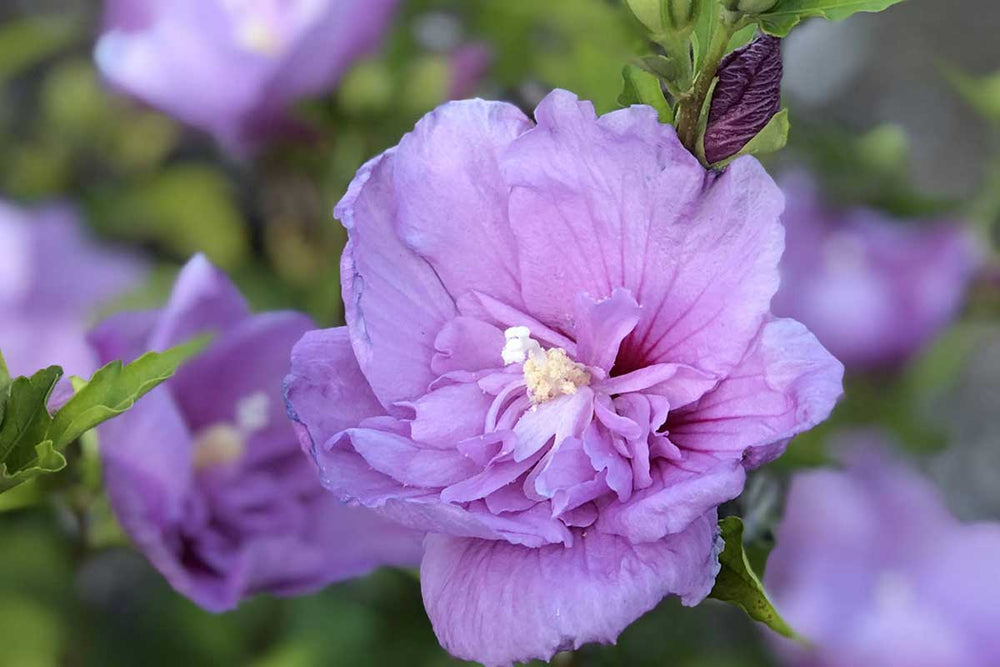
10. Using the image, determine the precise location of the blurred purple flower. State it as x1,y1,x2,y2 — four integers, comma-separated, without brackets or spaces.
704,35,783,165
89,255,422,612
95,0,399,151
0,199,145,381
766,431,1000,667
447,43,491,100
773,174,979,370
283,90,843,665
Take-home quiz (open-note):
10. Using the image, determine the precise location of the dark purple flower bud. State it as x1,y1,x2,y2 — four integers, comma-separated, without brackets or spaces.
704,35,783,165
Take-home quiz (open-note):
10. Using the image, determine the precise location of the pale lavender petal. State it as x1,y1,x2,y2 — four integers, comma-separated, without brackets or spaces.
574,289,641,371
596,453,745,542
669,318,843,467
582,422,633,501
394,99,532,304
405,383,494,445
420,512,720,666
431,316,506,375
502,91,784,377
511,389,594,461
284,326,386,459
337,153,457,406
346,427,480,487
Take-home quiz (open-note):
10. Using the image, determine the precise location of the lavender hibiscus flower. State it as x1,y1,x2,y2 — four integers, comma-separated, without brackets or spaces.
89,255,422,612
0,199,144,381
283,90,844,664
773,174,979,369
95,0,399,151
766,432,1000,667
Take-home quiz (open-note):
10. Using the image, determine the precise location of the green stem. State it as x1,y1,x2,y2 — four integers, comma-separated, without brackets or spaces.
675,13,739,153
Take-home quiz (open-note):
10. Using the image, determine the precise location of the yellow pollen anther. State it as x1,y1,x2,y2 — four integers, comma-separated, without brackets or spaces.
523,348,590,403
502,327,589,404
192,393,270,470
193,424,246,469
238,21,283,56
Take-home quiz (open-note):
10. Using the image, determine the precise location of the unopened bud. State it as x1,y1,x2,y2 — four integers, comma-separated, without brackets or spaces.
724,0,779,13
704,35,783,164
739,0,779,12
627,0,699,35
664,0,699,31
626,0,665,34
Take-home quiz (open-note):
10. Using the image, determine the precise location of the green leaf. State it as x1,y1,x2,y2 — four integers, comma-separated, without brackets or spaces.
757,0,908,37
711,107,790,167
48,336,209,450
0,367,63,492
619,64,674,123
0,337,208,494
709,516,801,640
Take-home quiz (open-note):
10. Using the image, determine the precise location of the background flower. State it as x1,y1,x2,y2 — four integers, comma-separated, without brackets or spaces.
89,255,422,612
95,0,399,151
284,90,843,664
765,431,1000,667
772,173,979,370
0,198,144,381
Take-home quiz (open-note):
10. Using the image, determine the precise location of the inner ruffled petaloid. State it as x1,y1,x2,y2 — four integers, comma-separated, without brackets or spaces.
343,287,725,547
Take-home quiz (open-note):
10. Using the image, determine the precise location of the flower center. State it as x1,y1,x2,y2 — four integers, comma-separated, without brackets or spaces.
502,327,590,404
193,424,246,469
221,0,287,56
192,392,270,469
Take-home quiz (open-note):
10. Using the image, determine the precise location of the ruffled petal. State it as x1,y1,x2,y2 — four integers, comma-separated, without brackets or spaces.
574,288,641,372
431,316,506,375
393,99,532,303
347,427,480,487
420,511,720,666
502,90,784,378
337,152,457,406
596,453,745,543
284,327,386,460
669,318,844,468
405,383,495,445
148,254,250,351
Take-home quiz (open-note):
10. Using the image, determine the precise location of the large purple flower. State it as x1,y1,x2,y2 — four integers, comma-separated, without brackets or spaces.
0,198,144,381
95,0,399,151
773,174,979,370
284,90,844,664
765,432,1000,667
90,255,422,612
